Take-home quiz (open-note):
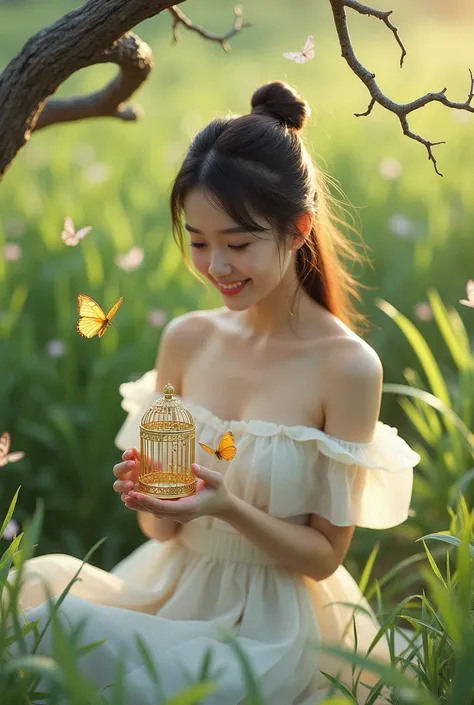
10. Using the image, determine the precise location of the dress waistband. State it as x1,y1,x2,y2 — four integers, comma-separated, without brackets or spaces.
179,523,276,566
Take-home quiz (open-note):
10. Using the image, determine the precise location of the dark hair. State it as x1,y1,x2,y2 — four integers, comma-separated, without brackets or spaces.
170,80,373,336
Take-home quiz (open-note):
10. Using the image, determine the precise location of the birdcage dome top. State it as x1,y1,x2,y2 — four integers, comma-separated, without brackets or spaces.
140,382,194,430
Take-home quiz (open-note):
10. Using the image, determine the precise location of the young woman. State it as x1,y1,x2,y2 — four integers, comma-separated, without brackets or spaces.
11,81,420,704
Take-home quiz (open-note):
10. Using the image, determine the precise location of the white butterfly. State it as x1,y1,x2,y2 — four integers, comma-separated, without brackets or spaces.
0,432,25,468
61,216,92,247
283,35,315,64
459,280,474,308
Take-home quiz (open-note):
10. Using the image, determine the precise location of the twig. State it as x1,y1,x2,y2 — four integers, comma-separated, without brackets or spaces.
329,0,474,175
343,0,407,68
168,5,252,52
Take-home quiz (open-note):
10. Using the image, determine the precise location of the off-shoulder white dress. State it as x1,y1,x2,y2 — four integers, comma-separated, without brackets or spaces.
11,369,421,704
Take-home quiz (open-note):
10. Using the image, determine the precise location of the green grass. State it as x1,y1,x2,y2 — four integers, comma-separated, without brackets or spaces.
0,0,473,575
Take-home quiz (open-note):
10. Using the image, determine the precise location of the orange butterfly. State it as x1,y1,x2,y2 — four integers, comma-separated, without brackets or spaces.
199,431,237,461
76,294,123,339
0,432,25,468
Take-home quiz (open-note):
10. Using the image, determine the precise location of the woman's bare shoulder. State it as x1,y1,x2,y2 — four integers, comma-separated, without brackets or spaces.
315,311,382,370
163,307,223,349
155,308,223,393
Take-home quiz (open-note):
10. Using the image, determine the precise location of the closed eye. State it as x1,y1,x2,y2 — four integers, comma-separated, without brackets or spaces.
190,243,250,251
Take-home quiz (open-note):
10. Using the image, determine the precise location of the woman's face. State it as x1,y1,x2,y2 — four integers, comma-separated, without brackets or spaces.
183,188,296,311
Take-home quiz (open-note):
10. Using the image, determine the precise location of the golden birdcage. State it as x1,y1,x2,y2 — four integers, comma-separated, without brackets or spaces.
138,382,197,499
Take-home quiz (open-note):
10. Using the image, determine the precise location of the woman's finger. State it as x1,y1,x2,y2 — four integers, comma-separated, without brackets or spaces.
113,479,134,493
113,458,139,480
124,496,153,512
123,497,142,511
122,447,140,462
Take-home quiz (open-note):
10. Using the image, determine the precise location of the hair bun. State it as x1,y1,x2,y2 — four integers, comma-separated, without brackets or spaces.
250,81,310,131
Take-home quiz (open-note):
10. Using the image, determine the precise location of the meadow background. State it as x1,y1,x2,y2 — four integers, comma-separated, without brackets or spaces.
1,0,473,587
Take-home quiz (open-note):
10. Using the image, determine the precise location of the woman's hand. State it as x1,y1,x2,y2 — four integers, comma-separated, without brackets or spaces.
112,447,140,503
124,463,234,524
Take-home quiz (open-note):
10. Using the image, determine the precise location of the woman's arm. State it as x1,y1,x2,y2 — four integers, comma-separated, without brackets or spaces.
137,511,181,542
137,311,208,542
220,496,354,580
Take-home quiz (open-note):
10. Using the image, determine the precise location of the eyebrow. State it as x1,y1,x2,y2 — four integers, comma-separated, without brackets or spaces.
184,224,251,235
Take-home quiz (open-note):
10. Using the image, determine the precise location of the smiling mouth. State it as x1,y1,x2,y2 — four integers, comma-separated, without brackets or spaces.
215,278,251,294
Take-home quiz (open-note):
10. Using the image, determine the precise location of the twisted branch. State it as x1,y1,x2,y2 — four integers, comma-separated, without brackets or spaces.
34,33,153,131
0,0,251,178
329,0,474,175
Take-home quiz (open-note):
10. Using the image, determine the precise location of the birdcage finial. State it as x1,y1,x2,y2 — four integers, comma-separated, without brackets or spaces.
163,381,174,400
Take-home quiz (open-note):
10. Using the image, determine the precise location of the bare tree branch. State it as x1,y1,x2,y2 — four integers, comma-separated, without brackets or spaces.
0,0,252,178
34,33,153,131
343,0,407,68
168,5,253,52
0,0,185,178
329,0,474,175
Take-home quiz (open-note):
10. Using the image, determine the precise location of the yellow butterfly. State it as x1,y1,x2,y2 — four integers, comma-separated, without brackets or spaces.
76,294,123,339
199,431,237,461
0,432,25,468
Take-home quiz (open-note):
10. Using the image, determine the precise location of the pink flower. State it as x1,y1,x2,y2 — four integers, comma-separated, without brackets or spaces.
115,247,144,272
3,243,22,262
148,309,168,328
84,162,109,184
379,158,402,180
413,302,433,322
1,518,20,541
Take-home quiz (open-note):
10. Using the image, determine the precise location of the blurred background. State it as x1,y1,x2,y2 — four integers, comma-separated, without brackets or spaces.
0,0,473,588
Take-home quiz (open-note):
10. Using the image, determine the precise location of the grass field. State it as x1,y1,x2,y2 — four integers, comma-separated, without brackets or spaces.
0,0,473,573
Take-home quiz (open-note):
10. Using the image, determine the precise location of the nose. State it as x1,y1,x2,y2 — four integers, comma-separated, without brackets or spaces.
208,248,232,279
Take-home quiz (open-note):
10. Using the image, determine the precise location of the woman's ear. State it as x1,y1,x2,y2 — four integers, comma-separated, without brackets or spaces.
291,212,313,251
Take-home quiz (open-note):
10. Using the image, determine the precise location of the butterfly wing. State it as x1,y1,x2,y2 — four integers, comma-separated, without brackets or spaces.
0,432,10,455
77,317,106,339
302,34,315,60
6,451,25,465
216,431,237,461
0,433,24,467
93,296,124,338
61,216,78,246
459,280,474,308
106,296,124,321
77,294,107,339
467,280,474,305
283,51,302,61
76,226,92,242
0,432,10,466
199,442,218,458
78,294,106,321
